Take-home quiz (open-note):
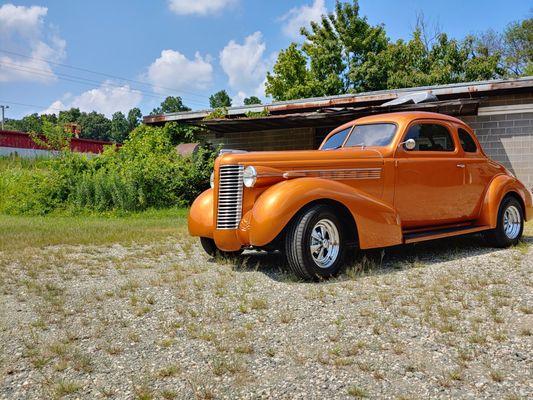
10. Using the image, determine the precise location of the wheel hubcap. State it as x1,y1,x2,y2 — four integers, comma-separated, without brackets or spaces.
310,219,340,268
503,205,521,239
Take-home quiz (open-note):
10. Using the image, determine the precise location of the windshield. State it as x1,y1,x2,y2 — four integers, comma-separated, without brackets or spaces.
344,123,397,147
321,128,350,150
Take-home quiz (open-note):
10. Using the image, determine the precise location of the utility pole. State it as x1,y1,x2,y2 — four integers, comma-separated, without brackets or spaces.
0,105,9,130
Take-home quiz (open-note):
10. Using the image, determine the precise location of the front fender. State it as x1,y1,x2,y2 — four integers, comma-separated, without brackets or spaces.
247,178,402,249
188,188,214,238
478,174,533,227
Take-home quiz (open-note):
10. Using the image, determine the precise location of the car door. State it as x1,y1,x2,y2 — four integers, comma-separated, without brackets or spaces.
394,119,467,229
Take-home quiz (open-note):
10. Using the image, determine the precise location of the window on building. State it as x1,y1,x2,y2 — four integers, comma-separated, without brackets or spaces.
321,128,350,150
404,123,455,151
458,128,478,153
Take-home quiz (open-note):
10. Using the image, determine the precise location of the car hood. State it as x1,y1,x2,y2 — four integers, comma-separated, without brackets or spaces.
218,148,387,169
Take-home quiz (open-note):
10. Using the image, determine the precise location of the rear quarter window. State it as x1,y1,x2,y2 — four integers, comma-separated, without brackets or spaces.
458,128,478,153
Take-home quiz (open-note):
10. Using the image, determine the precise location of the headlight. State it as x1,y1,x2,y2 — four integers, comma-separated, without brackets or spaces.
243,166,257,188
210,171,214,188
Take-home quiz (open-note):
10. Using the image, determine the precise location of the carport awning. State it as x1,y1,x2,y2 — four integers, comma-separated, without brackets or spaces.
190,99,480,134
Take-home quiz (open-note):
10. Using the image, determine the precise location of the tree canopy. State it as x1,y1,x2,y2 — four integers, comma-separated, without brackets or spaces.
243,96,262,105
266,0,531,101
150,96,191,115
209,90,232,108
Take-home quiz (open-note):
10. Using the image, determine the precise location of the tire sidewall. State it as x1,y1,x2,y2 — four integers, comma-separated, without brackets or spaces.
299,207,346,278
200,237,242,258
496,197,524,246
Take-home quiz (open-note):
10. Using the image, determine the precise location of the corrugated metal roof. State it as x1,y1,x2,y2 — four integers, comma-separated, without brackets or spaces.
187,99,480,133
143,76,533,126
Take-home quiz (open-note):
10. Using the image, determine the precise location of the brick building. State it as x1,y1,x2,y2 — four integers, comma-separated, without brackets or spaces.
144,77,533,188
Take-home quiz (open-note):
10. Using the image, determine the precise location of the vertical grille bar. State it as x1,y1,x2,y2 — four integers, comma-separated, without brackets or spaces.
216,165,244,229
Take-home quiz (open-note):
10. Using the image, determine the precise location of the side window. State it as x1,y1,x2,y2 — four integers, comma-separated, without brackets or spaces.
321,128,350,150
404,123,455,151
458,128,478,153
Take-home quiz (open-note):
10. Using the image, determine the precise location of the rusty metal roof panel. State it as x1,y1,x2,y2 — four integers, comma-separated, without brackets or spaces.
143,77,532,125
191,99,480,133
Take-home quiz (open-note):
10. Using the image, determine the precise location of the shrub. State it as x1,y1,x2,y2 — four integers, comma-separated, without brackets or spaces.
0,124,217,215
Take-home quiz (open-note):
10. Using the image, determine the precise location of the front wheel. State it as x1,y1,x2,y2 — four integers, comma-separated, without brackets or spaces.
200,237,242,258
284,205,348,280
483,196,524,248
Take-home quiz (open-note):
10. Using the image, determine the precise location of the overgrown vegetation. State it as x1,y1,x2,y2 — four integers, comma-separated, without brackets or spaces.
245,108,270,118
0,123,216,215
203,107,229,120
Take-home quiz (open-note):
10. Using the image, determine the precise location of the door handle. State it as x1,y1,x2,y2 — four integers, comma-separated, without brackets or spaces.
456,163,465,168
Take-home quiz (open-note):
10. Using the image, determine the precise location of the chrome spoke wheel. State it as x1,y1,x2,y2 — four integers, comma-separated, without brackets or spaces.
309,219,340,269
503,205,521,240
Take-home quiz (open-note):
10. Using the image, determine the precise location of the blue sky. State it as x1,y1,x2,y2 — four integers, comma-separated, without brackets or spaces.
0,0,530,119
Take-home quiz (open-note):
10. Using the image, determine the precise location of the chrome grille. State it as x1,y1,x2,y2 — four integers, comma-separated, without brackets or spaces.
216,165,244,230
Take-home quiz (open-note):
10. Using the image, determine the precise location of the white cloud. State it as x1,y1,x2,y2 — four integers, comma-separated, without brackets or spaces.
220,32,270,103
280,0,326,40
146,49,213,93
167,0,236,16
40,100,66,115
0,4,66,83
41,82,143,117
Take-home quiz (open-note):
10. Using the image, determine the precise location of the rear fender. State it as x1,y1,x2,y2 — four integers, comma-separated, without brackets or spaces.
247,178,402,249
478,174,533,227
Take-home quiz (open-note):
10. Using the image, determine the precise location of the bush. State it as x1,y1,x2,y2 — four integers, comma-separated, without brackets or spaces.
0,124,217,215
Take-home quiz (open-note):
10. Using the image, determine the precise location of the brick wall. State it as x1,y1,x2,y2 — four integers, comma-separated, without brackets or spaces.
204,127,315,151
460,92,533,189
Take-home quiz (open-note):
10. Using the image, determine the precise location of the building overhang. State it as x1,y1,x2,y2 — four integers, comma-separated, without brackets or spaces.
191,99,480,134
143,77,532,133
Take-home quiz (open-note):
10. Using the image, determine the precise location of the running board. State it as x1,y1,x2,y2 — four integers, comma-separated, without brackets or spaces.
403,225,491,244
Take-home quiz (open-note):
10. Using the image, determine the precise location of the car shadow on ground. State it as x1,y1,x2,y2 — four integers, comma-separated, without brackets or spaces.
214,233,532,283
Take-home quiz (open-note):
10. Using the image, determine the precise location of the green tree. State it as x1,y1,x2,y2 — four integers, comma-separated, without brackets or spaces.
151,96,191,115
78,111,112,141
502,18,532,76
58,108,81,125
266,0,504,100
265,43,318,101
266,1,388,99
209,90,232,108
377,30,501,89
127,107,142,132
243,96,262,105
110,111,129,143
29,119,72,151
9,113,42,133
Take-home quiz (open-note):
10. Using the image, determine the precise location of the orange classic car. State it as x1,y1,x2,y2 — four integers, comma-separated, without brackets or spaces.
189,111,533,280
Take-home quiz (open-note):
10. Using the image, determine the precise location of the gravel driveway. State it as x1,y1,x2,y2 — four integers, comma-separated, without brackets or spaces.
1,232,532,399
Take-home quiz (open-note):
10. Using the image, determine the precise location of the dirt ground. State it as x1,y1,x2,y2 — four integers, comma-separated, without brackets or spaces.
0,221,532,399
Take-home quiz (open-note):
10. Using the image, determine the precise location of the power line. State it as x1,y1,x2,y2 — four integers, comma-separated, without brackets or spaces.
0,48,210,100
0,99,64,112
0,61,209,107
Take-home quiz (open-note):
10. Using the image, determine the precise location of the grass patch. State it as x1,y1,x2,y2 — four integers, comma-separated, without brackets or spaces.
0,208,187,251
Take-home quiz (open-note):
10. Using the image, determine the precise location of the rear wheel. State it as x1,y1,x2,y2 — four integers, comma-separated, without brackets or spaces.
483,196,524,248
200,237,242,258
284,205,348,281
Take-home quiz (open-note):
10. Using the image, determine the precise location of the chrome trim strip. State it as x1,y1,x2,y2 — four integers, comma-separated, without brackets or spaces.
282,167,382,180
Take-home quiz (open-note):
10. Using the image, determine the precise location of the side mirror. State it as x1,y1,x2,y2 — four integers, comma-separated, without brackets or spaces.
400,138,416,151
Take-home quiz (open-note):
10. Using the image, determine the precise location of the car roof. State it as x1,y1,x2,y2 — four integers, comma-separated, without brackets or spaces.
329,111,467,135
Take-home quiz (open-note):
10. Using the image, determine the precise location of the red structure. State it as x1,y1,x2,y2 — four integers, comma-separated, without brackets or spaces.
0,130,116,156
